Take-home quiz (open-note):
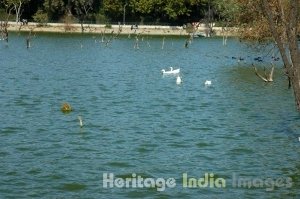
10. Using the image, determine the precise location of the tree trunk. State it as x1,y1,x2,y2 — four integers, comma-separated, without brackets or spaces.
283,0,300,109
13,1,23,23
290,53,300,110
14,4,18,22
81,20,84,33
291,75,300,109
261,0,300,110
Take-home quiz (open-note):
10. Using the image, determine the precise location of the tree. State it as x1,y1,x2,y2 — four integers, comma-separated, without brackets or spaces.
33,9,48,25
43,0,65,21
212,0,238,24
72,0,93,32
232,0,300,110
130,0,205,23
5,0,30,22
0,1,13,44
164,0,191,20
102,0,124,20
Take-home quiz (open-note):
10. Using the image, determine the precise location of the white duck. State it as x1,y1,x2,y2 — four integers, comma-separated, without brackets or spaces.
161,67,180,75
204,80,212,86
176,76,182,85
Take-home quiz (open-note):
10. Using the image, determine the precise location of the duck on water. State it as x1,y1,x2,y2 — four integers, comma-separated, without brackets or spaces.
161,67,180,75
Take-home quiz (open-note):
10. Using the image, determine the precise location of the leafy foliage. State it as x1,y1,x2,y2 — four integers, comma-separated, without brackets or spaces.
0,0,224,24
33,9,48,25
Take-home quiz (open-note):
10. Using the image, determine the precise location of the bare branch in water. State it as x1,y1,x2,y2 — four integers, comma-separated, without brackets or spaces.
252,63,274,82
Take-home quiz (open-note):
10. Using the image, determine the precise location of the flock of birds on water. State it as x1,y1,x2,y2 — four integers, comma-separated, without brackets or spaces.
161,66,212,86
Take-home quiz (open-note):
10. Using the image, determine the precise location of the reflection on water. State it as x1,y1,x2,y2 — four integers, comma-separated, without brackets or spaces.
0,33,299,198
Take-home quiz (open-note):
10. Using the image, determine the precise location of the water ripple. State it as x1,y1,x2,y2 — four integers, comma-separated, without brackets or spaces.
0,34,299,198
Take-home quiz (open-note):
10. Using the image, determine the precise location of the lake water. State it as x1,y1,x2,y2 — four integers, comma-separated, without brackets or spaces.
0,33,299,198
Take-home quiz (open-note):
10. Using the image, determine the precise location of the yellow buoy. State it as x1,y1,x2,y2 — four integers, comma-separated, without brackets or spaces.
61,103,72,113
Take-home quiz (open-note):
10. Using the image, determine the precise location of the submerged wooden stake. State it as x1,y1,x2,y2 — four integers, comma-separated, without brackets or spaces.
161,37,165,49
78,116,83,128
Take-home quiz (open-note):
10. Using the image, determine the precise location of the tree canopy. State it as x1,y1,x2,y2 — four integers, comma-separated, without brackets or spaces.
228,0,300,110
0,0,221,24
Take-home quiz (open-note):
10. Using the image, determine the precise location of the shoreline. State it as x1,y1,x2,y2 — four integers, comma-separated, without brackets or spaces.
4,22,238,37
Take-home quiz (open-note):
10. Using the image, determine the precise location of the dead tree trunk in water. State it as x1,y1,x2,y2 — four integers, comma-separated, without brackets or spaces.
1,6,13,45
26,29,34,48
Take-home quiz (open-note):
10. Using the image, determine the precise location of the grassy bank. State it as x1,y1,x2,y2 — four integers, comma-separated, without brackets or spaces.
4,21,238,37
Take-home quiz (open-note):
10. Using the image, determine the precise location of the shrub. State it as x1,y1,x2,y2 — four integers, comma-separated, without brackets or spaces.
185,23,194,33
62,14,77,32
105,23,112,28
33,10,48,26
96,13,109,24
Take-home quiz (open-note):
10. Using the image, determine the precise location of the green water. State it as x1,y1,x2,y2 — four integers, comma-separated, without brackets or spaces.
0,33,299,198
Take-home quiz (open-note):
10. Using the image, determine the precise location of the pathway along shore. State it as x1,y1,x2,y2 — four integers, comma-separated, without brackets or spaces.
5,22,237,37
